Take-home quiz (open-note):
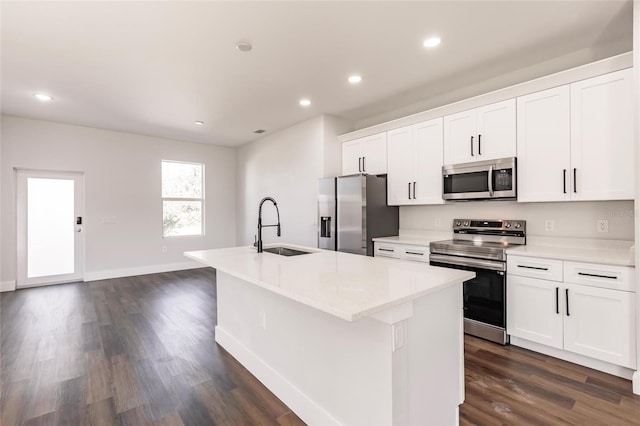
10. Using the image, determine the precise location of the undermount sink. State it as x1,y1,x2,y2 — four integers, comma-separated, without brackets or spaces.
263,246,312,257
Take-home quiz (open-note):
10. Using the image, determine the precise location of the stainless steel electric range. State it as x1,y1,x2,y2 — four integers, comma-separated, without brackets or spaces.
429,219,526,345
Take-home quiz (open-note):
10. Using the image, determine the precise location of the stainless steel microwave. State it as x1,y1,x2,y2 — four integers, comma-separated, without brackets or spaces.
442,157,517,201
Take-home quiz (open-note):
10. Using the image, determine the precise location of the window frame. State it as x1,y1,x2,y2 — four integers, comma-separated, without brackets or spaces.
161,159,205,238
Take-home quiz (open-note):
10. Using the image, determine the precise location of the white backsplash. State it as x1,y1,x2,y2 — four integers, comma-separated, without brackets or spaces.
400,200,635,241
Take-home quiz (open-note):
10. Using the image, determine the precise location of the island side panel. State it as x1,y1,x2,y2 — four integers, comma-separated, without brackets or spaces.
215,271,394,425
405,283,464,425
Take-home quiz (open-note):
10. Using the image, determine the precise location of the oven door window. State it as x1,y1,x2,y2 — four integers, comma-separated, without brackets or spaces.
443,171,489,194
430,261,505,328
464,270,505,328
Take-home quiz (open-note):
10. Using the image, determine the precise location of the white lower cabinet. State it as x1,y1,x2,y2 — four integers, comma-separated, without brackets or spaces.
507,255,636,370
507,275,564,349
563,283,635,368
374,241,429,263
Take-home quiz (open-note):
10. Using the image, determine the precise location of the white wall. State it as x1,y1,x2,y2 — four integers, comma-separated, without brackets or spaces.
632,0,640,396
1,115,237,285
236,115,350,248
401,201,635,241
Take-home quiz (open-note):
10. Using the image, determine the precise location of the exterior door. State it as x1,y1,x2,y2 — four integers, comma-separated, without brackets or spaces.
16,170,85,288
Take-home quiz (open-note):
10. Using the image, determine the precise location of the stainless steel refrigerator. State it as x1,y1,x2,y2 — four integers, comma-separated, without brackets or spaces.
318,174,399,256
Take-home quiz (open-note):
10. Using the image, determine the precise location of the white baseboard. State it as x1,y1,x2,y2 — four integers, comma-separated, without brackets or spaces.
510,336,635,380
83,261,204,282
0,280,16,292
215,326,340,426
633,371,639,395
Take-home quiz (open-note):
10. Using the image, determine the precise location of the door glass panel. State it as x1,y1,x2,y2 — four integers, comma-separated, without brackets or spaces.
443,171,489,194
27,178,75,278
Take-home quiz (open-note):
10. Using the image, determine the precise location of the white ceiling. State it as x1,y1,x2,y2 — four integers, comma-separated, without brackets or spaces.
1,1,633,147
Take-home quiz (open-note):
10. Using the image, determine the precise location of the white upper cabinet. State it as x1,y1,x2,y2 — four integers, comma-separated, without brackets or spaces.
341,132,387,175
570,68,634,201
443,99,516,165
517,86,571,202
517,69,634,203
387,118,444,206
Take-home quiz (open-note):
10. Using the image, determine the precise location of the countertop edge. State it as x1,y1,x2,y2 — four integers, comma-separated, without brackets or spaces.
185,250,475,322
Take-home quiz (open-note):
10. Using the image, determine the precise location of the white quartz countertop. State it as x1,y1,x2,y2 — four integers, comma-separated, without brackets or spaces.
185,244,475,321
507,240,635,267
372,231,451,247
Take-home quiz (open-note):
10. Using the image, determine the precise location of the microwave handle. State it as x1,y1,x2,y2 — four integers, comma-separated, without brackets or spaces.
488,165,494,196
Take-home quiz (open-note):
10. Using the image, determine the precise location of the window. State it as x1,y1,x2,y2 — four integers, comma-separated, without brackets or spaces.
162,160,204,237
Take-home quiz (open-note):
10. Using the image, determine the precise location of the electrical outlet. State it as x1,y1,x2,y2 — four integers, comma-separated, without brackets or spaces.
392,322,405,352
161,245,167,253
597,219,609,233
544,220,555,232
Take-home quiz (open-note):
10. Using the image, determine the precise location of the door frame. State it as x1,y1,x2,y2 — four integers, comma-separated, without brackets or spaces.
15,168,85,288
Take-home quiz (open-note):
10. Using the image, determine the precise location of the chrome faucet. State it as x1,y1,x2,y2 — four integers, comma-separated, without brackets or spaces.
255,197,281,253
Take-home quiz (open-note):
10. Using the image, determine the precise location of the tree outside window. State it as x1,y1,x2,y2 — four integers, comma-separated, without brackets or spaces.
162,160,204,237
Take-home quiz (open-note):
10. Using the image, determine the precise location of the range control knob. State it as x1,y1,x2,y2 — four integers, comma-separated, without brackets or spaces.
456,221,462,226
515,223,521,229
505,223,511,228
463,221,470,227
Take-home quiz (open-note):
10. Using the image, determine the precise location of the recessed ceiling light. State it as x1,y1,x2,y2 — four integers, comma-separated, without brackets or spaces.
34,93,53,102
299,99,311,107
348,75,362,84
423,36,441,48
236,41,252,52
194,121,204,126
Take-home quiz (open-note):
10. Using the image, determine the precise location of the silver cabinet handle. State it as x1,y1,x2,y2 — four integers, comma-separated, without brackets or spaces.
413,181,416,199
378,248,394,252
478,134,482,155
470,136,474,156
565,288,570,316
573,168,577,193
488,165,494,197
408,182,411,199
405,251,424,256
563,169,567,194
362,157,366,172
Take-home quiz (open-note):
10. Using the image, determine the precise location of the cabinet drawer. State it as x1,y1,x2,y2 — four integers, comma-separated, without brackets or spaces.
507,255,563,281
401,245,430,263
374,243,401,259
564,262,635,292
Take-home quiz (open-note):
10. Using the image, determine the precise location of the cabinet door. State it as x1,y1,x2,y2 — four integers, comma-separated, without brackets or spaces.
476,99,516,161
570,69,634,201
507,275,563,349
443,109,476,165
342,139,362,175
387,126,414,206
563,283,636,368
414,118,444,205
517,86,571,202
362,133,387,174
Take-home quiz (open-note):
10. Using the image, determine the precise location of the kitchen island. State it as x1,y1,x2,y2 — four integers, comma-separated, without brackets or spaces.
185,244,475,425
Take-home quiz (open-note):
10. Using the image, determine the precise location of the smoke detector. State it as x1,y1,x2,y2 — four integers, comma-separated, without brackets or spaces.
236,41,252,52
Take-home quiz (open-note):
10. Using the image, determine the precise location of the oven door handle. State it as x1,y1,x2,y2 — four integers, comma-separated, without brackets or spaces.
430,254,506,272
488,165,494,197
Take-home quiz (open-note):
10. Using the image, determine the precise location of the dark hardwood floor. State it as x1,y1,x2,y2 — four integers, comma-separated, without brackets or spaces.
1,268,304,425
1,268,639,425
